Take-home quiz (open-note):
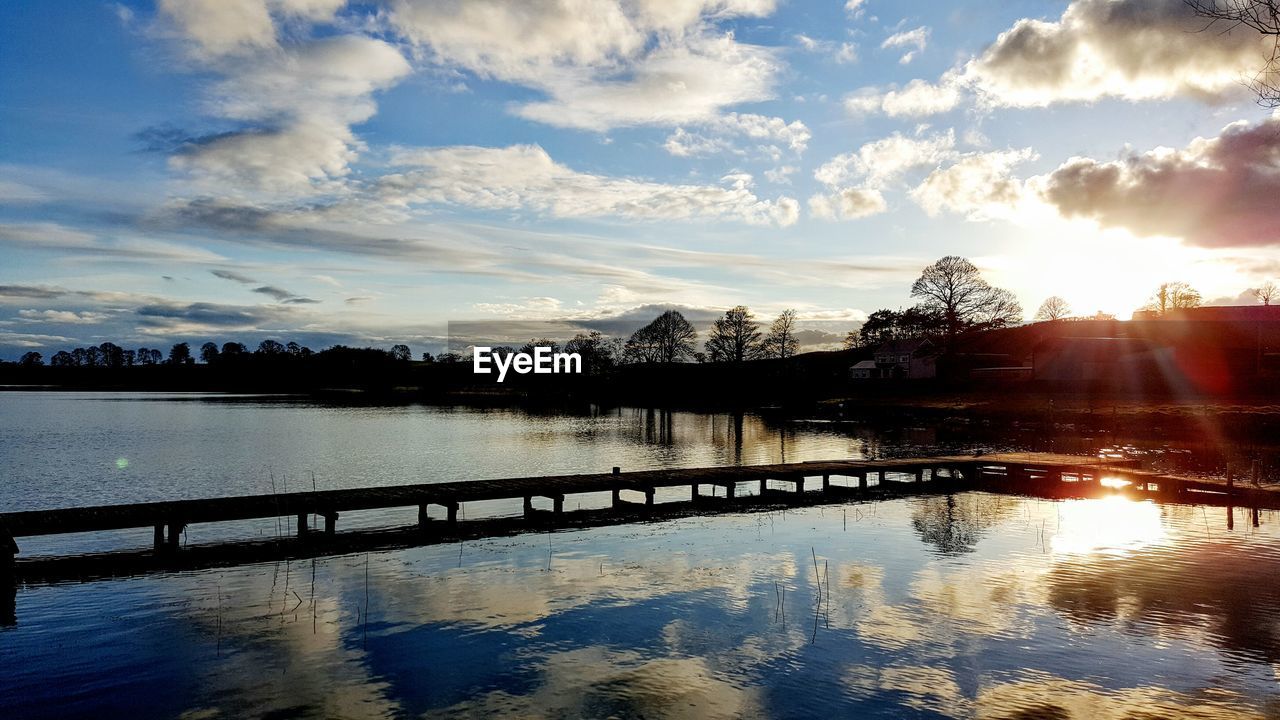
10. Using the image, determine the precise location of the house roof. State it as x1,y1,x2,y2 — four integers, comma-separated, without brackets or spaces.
852,360,878,369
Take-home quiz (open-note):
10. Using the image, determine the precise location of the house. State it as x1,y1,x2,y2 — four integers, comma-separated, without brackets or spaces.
851,338,937,380
850,360,878,379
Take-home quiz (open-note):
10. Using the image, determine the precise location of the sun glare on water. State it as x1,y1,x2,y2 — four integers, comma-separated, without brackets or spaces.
1050,496,1166,556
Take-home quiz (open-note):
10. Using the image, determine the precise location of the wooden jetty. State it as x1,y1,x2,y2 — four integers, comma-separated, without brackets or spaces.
2,452,1277,572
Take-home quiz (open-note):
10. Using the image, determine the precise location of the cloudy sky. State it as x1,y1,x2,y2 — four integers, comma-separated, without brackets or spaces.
2,0,1278,357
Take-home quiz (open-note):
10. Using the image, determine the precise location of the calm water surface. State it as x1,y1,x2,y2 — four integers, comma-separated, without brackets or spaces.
2,393,1278,718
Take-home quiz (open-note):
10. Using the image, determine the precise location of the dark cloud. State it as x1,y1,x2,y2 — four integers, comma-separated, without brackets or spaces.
252,285,318,304
0,284,67,300
135,301,296,329
211,269,257,284
1041,118,1280,247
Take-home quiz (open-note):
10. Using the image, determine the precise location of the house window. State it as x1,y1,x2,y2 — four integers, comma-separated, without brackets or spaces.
899,354,909,362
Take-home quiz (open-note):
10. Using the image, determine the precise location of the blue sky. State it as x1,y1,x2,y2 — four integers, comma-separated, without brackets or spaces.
2,0,1279,358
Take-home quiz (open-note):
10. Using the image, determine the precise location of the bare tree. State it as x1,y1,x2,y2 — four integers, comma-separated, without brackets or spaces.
1186,0,1280,106
910,256,1023,341
624,310,697,363
1145,281,1203,314
1255,280,1278,305
705,306,763,362
1034,296,1072,321
762,309,800,359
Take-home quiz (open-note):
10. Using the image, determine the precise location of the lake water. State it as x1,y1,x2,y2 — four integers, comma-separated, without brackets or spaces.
2,393,1279,718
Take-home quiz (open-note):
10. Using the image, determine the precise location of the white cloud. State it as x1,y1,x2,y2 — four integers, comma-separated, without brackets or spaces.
844,0,867,19
808,188,887,220
835,42,859,64
814,130,957,189
378,144,799,226
157,0,277,59
967,0,1274,107
844,75,963,118
1036,117,1280,247
16,309,110,325
809,130,958,221
911,148,1038,219
764,165,797,184
882,26,928,64
0,180,47,203
389,0,781,131
160,5,411,196
513,35,780,131
663,112,810,158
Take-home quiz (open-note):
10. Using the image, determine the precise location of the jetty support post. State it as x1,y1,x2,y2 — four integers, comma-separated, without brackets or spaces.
297,513,309,537
165,521,184,550
857,472,867,490
523,496,534,518
915,468,925,483
2,526,16,573
418,504,430,529
445,501,459,524
822,474,830,492
153,524,165,550
691,483,700,501
644,487,655,507
758,478,767,496
611,467,623,509
323,512,338,536
552,494,564,515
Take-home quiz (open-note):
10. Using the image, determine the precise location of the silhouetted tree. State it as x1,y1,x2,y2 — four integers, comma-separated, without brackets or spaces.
898,305,945,338
200,342,220,364
979,287,1025,329
137,347,159,365
256,339,285,356
1255,280,1277,305
911,256,1023,342
388,344,411,362
564,331,619,373
1035,296,1072,321
168,342,192,365
50,350,73,367
853,309,900,348
286,341,311,357
1144,281,1202,314
518,338,559,356
18,351,42,367
705,306,763,362
98,342,124,369
122,349,136,366
625,310,697,363
84,346,102,367
436,351,464,363
420,352,435,363
221,342,247,357
762,309,800,359
1187,0,1280,106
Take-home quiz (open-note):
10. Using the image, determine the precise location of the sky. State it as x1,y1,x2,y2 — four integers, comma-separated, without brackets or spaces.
2,0,1279,358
